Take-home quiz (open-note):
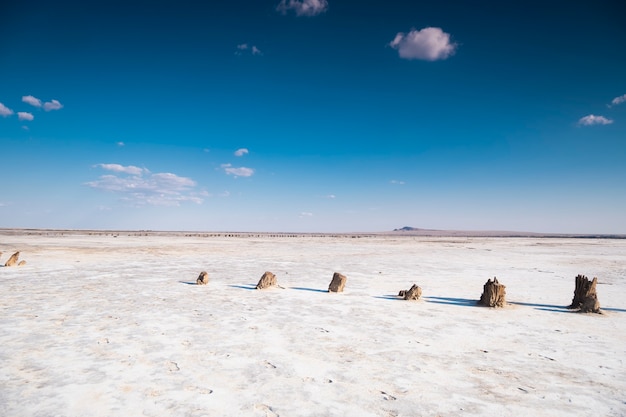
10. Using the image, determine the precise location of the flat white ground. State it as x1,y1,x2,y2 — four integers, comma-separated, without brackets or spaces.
1,233,625,417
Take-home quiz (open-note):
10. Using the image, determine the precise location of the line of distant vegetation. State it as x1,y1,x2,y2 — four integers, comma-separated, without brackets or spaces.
0,227,624,239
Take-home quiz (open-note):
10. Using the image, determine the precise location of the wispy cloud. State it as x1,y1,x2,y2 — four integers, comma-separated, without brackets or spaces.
0,102,14,117
96,163,147,176
87,164,203,206
235,44,263,56
43,99,63,111
22,95,42,108
234,148,249,157
117,141,125,147
300,212,313,217
390,180,405,185
221,164,254,177
389,27,457,61
609,94,626,107
18,112,34,121
324,194,336,199
276,0,328,16
577,114,613,126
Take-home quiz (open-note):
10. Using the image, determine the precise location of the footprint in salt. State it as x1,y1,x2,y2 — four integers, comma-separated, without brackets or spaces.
380,391,397,401
184,386,213,395
255,403,279,417
167,361,180,372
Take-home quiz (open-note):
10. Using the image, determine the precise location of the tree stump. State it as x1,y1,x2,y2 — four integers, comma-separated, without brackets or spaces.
196,271,209,285
256,271,277,289
328,272,347,292
569,274,601,313
4,251,20,267
398,284,422,300
478,277,506,307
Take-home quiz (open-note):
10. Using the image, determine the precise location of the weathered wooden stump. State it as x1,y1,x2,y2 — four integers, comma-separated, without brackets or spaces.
328,272,347,293
478,277,506,307
196,271,209,285
568,274,601,313
256,271,277,289
398,284,422,300
4,251,20,267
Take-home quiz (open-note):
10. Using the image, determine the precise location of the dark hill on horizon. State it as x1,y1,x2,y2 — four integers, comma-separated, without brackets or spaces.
391,226,625,239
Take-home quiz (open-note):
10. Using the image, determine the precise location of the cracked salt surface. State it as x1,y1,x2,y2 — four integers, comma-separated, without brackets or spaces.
1,233,625,416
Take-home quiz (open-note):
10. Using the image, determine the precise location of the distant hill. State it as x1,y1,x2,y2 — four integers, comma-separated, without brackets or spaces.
393,226,432,232
391,226,626,238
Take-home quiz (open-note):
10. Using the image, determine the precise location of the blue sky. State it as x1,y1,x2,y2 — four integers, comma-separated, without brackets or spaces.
1,0,625,233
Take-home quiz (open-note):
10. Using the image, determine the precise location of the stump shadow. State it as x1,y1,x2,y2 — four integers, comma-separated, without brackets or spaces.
228,284,257,291
508,301,569,311
372,295,404,301
424,296,478,307
178,281,197,286
601,307,626,313
290,286,328,293
534,307,573,313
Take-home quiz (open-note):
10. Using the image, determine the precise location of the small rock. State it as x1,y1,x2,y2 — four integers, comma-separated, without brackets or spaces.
196,271,209,285
399,284,422,300
328,272,347,293
256,271,277,289
4,251,20,267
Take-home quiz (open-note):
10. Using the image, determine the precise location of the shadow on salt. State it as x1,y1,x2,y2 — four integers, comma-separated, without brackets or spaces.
228,284,257,290
601,307,626,313
507,301,570,313
372,295,405,301
290,286,328,293
424,296,478,307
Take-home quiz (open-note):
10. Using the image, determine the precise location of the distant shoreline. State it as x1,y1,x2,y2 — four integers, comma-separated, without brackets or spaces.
1,228,624,239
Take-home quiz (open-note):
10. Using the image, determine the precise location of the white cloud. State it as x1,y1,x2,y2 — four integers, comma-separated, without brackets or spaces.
221,163,255,177
95,163,148,176
18,112,34,121
577,114,613,126
276,0,328,16
325,194,336,199
22,95,42,107
117,141,125,147
0,102,14,117
300,212,313,217
236,44,262,56
390,180,405,185
43,99,63,111
389,27,457,61
234,148,249,157
609,94,626,107
151,172,196,188
86,164,203,207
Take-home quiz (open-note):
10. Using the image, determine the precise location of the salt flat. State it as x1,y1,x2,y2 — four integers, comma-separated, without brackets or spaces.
1,233,625,417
